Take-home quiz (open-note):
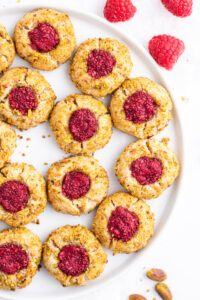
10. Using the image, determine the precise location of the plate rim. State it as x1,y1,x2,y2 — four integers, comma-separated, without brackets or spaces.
0,2,185,299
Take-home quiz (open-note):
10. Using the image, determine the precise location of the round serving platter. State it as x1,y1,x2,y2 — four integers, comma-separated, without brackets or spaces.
0,2,184,299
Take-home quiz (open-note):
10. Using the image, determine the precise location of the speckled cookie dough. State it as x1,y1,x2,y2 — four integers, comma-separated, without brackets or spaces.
0,121,17,168
43,224,107,287
115,139,180,200
0,227,42,290
0,67,56,130
47,155,109,215
0,24,15,73
110,77,173,139
92,192,154,254
0,162,47,226
69,38,133,98
50,94,112,154
14,8,76,71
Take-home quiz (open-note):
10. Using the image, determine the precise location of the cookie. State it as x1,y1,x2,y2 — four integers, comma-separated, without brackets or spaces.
0,162,47,226
0,24,15,73
14,8,76,71
70,38,133,98
0,67,56,130
0,121,17,168
115,139,180,199
110,77,173,138
43,225,107,286
47,155,109,215
92,192,154,254
50,94,112,154
0,227,42,290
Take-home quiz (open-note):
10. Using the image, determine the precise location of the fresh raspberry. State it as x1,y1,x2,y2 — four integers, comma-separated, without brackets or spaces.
87,50,116,79
130,156,163,185
69,108,98,143
124,91,157,124
104,0,137,23
9,87,38,115
149,35,185,70
0,243,29,274
0,180,29,213
107,206,139,242
161,0,193,17
28,22,59,53
62,171,91,200
58,245,89,276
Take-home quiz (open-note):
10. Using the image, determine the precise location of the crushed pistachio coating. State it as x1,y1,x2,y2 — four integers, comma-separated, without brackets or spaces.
0,162,47,226
92,192,154,254
0,227,42,290
47,155,109,215
50,94,113,154
43,224,107,286
70,38,133,98
110,77,173,139
14,8,76,71
115,139,180,199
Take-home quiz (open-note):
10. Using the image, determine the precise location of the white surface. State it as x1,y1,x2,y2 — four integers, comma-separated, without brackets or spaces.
0,0,199,299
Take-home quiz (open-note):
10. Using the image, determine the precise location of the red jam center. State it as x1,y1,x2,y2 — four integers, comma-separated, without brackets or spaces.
87,49,116,79
0,243,29,274
107,206,139,242
58,245,89,277
69,108,98,142
28,22,59,53
62,171,91,200
9,87,38,116
124,91,157,123
130,156,163,185
0,180,29,213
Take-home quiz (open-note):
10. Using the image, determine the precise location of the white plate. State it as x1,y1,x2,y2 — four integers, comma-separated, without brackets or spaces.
0,2,184,300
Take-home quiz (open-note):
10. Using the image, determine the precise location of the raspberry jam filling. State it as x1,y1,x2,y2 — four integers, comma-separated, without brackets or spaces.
0,180,29,213
58,245,89,277
107,206,139,242
28,22,59,53
9,86,38,116
0,243,29,275
62,171,91,200
130,156,163,185
69,108,98,142
124,91,157,123
87,49,116,79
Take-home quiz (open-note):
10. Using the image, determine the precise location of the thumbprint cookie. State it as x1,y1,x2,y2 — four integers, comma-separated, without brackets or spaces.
0,227,42,290
14,8,76,71
115,139,180,200
47,155,109,215
0,24,15,73
0,121,17,168
50,94,112,154
69,38,133,98
110,77,173,138
0,67,56,130
0,162,47,226
92,192,154,254
43,225,107,286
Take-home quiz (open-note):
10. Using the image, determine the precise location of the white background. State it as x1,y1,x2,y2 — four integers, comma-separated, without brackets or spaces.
0,0,200,299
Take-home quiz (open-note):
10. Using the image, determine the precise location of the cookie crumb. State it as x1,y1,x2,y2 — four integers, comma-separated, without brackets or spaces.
36,219,40,224
42,135,46,139
146,289,150,293
17,135,23,139
26,138,31,141
44,162,48,166
48,134,51,138
162,137,170,145
22,153,26,157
